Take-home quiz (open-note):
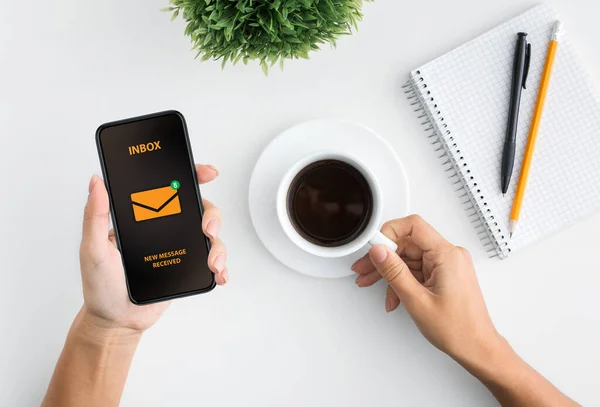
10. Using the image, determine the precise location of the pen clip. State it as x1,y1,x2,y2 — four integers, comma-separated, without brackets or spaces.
522,42,532,89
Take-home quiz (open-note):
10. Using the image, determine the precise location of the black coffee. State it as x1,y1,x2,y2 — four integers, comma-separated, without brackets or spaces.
287,159,373,247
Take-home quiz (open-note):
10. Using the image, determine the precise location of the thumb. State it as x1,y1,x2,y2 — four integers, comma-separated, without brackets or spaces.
81,175,110,255
369,245,428,308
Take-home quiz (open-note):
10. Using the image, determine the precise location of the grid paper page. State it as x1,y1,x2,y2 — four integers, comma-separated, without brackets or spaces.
410,4,600,255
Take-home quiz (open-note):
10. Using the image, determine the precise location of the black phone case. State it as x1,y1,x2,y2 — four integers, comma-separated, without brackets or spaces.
95,110,215,305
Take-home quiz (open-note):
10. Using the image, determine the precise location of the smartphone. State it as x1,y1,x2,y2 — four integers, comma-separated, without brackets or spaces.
96,111,215,304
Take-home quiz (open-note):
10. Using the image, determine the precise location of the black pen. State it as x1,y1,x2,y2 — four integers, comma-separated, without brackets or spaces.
501,32,531,195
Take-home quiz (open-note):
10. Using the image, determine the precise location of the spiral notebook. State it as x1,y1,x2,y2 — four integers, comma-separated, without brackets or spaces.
405,4,600,258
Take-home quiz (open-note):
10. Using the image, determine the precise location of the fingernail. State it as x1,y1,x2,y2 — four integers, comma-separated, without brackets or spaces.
206,165,219,176
355,275,363,286
206,218,221,239
385,298,393,313
88,175,100,193
351,258,361,271
369,245,388,265
222,271,228,284
213,254,225,274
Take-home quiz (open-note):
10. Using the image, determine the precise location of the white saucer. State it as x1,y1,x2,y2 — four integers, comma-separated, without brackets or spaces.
249,120,410,279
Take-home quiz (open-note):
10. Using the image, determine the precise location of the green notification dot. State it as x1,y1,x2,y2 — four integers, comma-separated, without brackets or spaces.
170,180,180,190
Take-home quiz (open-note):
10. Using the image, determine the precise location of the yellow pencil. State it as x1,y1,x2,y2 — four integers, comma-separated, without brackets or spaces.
510,21,563,237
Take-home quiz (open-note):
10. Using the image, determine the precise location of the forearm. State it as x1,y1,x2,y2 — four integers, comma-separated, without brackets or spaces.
42,307,142,407
457,335,579,407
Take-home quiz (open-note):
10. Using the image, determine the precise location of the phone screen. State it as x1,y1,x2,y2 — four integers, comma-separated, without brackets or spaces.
96,111,214,304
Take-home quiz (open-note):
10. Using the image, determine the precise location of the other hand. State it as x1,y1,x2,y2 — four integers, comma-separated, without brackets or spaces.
352,215,501,365
79,164,227,333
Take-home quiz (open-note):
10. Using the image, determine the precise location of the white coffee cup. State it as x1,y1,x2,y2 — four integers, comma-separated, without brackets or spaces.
276,151,398,258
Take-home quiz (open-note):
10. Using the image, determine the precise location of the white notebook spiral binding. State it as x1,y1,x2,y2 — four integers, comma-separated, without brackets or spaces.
404,74,511,259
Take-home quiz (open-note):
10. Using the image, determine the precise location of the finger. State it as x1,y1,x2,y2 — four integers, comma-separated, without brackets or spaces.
354,236,424,274
410,269,425,284
355,262,424,286
369,245,430,308
354,252,422,277
381,215,451,253
396,236,424,260
81,176,110,258
215,267,229,286
207,237,227,274
401,257,423,272
397,236,424,278
196,164,219,184
108,228,117,247
424,273,436,289
351,253,375,275
385,285,401,312
355,270,382,287
202,199,222,240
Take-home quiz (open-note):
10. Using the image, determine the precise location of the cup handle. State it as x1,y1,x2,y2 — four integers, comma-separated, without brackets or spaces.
368,231,398,252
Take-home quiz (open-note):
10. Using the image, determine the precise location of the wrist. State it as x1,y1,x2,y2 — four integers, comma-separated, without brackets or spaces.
73,307,143,346
456,332,521,385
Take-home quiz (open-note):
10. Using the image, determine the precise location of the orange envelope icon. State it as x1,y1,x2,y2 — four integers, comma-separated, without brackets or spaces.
131,186,181,222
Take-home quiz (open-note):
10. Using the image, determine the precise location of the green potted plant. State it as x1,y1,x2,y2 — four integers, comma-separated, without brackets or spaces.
164,0,372,74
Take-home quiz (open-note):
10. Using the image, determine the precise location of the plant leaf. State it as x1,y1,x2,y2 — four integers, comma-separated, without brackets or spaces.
260,59,269,76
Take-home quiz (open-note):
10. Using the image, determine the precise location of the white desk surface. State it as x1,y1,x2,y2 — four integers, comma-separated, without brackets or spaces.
1,0,599,405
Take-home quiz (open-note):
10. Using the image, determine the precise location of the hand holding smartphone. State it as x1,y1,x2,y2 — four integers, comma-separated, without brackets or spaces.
96,111,217,304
